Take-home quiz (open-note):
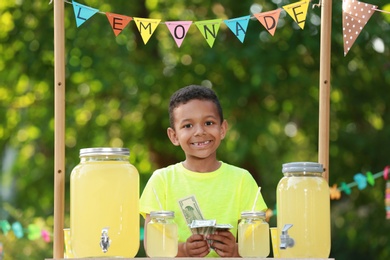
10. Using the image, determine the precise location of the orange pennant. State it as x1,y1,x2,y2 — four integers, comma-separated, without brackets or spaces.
254,9,281,36
106,12,133,36
330,184,341,200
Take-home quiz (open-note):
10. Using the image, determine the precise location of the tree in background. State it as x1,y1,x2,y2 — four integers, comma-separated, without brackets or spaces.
0,0,389,259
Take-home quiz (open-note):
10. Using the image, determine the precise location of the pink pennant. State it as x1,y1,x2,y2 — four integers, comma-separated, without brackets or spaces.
165,21,192,47
342,0,377,56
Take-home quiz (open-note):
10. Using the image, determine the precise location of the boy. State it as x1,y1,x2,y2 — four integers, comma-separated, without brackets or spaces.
140,85,267,257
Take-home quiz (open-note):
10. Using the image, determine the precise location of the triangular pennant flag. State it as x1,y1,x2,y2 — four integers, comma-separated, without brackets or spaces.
165,21,192,47
342,0,377,56
282,0,310,30
223,15,250,43
133,18,161,44
194,19,222,48
72,1,99,27
254,9,281,36
353,173,367,190
106,12,133,36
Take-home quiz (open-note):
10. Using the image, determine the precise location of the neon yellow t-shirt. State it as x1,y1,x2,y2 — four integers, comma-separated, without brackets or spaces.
139,162,267,257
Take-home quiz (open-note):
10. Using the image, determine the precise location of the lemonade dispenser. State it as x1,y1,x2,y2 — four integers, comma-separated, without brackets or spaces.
276,162,330,258
70,147,140,258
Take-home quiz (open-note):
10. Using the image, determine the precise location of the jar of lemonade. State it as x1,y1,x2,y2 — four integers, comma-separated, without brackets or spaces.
276,162,330,258
238,211,270,257
70,147,139,258
146,211,178,257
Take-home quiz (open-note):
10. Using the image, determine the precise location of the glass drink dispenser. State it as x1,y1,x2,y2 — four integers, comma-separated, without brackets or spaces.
70,147,140,258
276,162,330,258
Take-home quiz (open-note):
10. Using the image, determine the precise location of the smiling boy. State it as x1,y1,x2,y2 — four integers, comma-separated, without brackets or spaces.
139,85,267,257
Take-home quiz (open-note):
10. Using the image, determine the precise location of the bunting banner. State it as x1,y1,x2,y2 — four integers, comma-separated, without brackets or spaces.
342,0,377,56
0,220,51,242
64,0,390,53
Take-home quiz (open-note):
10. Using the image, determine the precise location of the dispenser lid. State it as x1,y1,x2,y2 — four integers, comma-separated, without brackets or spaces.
282,162,324,173
80,147,130,156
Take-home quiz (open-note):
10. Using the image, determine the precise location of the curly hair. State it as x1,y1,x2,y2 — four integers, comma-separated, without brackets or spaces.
168,85,224,128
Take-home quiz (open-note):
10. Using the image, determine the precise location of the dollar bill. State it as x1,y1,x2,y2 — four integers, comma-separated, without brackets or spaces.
178,195,204,227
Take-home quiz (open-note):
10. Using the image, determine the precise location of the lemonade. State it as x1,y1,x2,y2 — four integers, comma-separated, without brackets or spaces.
238,211,270,257
146,211,178,257
277,162,330,258
70,148,139,258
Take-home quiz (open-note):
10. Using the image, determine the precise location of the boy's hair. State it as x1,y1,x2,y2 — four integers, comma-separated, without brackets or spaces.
169,85,224,128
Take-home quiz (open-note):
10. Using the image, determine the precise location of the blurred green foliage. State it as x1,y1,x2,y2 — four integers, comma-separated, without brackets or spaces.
1,0,390,259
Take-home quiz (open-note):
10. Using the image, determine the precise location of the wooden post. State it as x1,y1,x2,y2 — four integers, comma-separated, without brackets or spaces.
53,0,66,258
318,0,332,183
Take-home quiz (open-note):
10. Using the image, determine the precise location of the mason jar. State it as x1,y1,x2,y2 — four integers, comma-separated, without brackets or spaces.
238,211,270,257
70,147,139,258
146,210,178,257
277,162,330,258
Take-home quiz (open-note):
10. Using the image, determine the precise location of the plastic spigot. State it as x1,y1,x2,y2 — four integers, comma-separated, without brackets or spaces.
280,224,295,249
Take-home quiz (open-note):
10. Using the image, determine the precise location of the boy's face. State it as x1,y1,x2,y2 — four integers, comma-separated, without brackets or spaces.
167,99,227,161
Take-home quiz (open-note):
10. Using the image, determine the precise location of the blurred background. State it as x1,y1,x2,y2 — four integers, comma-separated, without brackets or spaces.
1,0,390,259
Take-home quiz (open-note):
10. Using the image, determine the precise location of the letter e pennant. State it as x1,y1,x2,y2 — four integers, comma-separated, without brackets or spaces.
106,13,133,36
165,21,192,47
283,0,309,30
254,9,281,36
72,1,99,27
133,18,161,44
342,0,377,56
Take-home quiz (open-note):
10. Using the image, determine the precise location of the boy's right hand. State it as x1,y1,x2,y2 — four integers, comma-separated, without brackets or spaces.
181,234,210,257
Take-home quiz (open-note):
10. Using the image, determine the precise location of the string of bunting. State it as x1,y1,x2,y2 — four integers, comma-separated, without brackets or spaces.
54,0,390,55
0,220,51,242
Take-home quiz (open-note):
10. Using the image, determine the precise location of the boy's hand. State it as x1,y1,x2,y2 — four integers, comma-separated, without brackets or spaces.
182,234,210,257
207,231,239,257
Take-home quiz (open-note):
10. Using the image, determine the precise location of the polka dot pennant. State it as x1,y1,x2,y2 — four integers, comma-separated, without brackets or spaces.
342,0,377,56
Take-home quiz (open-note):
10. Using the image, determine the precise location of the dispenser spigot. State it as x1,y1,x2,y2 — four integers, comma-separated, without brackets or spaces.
279,224,295,249
99,227,111,253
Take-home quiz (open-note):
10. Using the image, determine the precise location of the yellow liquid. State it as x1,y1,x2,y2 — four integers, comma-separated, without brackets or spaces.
277,175,330,258
70,160,139,258
238,221,270,257
147,222,178,257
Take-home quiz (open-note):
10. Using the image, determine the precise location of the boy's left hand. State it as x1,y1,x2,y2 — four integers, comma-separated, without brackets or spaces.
207,231,239,257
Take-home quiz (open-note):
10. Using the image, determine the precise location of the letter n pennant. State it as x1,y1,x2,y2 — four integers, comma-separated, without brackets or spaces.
72,1,99,27
133,18,161,44
224,15,250,43
194,19,222,48
106,12,133,36
254,9,281,36
283,0,310,30
165,21,192,47
342,0,377,56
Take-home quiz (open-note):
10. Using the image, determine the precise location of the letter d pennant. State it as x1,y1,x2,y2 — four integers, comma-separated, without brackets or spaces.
72,1,99,27
254,9,281,36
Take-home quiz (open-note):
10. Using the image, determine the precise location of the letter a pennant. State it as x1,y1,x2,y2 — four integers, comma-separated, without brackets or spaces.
254,9,281,36
224,15,250,43
195,19,222,48
283,0,310,30
72,1,99,27
133,18,161,44
106,12,133,36
165,21,192,47
342,0,377,56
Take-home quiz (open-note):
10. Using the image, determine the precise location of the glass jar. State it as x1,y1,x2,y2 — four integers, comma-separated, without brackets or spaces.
276,162,330,258
238,211,270,257
70,147,139,258
146,211,178,257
